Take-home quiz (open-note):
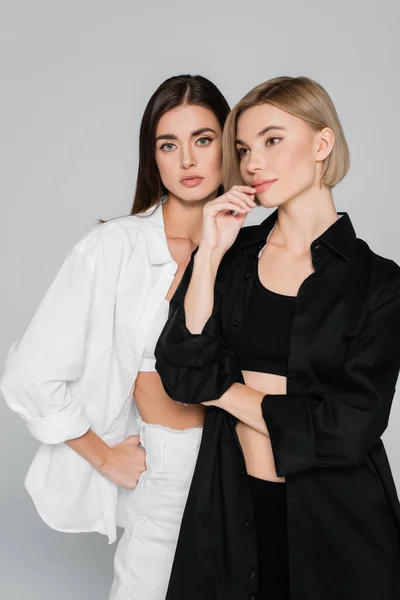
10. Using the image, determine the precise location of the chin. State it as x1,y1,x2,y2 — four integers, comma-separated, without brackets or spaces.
179,184,219,203
257,194,280,209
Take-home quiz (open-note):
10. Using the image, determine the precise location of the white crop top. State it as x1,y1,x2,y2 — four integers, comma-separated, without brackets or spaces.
138,298,170,372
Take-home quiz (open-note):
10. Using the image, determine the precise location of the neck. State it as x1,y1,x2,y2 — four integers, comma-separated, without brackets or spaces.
162,189,219,246
272,184,338,255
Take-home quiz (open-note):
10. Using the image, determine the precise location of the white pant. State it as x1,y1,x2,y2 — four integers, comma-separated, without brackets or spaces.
109,414,203,600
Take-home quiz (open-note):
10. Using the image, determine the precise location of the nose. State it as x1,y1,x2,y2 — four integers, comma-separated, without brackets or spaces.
180,144,197,169
246,148,266,174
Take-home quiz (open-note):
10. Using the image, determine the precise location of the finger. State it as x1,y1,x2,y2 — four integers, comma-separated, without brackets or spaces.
213,192,256,211
207,201,250,217
226,192,256,210
229,189,257,204
230,185,257,194
231,189,257,205
216,190,256,204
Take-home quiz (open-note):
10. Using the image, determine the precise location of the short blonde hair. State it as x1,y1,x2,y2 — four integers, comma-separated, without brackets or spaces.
222,76,350,190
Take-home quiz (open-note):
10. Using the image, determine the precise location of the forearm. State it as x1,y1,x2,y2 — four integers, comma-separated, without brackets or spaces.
184,246,225,334
216,382,269,436
66,428,110,472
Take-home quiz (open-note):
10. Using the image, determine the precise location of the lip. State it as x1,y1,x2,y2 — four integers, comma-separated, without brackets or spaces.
252,178,278,193
180,176,204,188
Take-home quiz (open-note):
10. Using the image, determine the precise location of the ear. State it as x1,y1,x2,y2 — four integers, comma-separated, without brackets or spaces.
316,127,335,162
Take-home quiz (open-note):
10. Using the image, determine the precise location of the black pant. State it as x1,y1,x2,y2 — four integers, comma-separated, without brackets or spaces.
248,475,290,599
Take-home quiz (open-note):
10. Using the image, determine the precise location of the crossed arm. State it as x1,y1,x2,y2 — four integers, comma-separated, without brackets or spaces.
155,248,400,477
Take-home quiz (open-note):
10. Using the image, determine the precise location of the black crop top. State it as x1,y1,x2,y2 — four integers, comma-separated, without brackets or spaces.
237,259,296,376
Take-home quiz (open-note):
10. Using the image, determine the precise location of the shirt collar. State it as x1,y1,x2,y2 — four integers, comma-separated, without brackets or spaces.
318,213,356,260
238,209,357,261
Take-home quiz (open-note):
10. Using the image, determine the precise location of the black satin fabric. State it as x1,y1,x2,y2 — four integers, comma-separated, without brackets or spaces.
155,210,400,600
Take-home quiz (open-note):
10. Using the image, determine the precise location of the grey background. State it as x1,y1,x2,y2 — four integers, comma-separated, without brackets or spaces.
1,0,399,598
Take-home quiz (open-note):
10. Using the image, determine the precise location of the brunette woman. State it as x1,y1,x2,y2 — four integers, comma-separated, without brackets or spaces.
1,74,230,600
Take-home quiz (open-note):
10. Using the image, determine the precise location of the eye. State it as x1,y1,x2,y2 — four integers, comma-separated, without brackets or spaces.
237,147,249,159
160,143,176,152
266,137,281,147
196,136,212,146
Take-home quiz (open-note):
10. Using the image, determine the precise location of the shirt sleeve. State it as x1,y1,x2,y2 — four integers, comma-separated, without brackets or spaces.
155,252,243,404
262,277,400,476
0,241,96,444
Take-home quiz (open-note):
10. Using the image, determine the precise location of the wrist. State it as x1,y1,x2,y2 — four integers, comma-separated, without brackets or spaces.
223,382,265,405
96,444,113,475
196,244,225,270
218,382,240,406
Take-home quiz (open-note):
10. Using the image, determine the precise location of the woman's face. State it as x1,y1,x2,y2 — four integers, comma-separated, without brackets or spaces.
236,104,327,209
155,104,223,202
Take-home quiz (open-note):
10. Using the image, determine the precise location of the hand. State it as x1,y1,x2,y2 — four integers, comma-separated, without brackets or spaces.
276,376,287,395
200,186,256,254
201,376,288,409
101,435,147,490
201,399,219,406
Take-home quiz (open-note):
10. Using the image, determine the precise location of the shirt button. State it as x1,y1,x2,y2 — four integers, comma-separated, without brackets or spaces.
241,469,246,476
245,273,252,279
232,320,240,327
248,571,256,579
245,520,252,528
249,595,256,600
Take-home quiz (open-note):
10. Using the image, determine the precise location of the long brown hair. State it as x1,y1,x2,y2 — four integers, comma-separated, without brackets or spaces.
222,76,350,192
131,74,230,215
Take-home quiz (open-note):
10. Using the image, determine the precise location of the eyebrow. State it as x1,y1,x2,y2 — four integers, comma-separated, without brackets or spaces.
235,125,286,146
155,127,217,143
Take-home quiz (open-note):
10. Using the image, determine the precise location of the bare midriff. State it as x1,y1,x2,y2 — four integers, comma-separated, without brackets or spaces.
133,233,205,431
134,372,205,429
237,370,286,483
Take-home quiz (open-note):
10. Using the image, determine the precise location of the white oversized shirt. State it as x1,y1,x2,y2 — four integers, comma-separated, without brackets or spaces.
0,201,178,543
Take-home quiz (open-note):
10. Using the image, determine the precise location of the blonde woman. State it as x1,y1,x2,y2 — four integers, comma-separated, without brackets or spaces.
156,77,400,599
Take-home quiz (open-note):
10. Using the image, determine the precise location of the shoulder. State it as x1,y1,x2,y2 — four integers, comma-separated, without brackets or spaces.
72,216,145,258
356,237,400,281
355,238,400,305
78,203,165,252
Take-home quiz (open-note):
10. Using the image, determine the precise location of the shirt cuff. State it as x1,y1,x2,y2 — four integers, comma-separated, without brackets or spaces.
24,401,91,444
261,393,315,476
160,303,223,368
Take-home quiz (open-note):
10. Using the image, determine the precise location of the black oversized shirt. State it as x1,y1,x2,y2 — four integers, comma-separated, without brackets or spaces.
155,210,400,600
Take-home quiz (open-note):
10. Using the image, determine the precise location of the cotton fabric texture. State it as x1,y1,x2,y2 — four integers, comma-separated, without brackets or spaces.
109,410,202,599
1,201,178,543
